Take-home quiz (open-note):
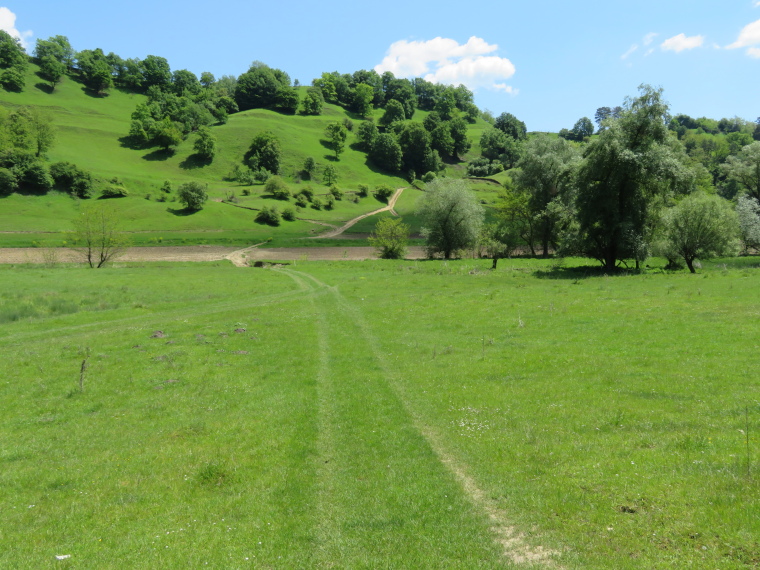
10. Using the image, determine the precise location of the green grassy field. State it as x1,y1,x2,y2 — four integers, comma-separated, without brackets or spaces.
0,64,494,248
1,257,759,568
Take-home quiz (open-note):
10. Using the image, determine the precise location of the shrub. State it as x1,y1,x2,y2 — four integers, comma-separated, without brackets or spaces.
311,197,323,210
370,217,410,259
298,186,314,202
373,184,394,202
255,205,280,226
357,184,369,198
253,168,271,184
329,185,343,200
160,180,172,194
100,185,129,198
422,171,437,183
0,168,17,195
324,194,335,210
21,162,54,192
294,194,308,208
348,194,359,203
177,181,208,210
265,175,290,200
281,207,296,221
49,161,93,197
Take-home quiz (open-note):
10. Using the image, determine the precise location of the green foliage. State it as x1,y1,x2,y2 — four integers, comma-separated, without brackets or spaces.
656,192,738,272
245,130,281,174
281,206,296,221
70,203,130,267
357,184,369,198
235,62,291,111
301,87,324,115
20,162,54,192
177,181,208,210
480,127,521,169
373,184,394,202
494,112,527,140
100,184,129,198
255,205,280,226
152,117,183,151
737,195,760,252
379,100,405,128
298,186,314,202
466,157,502,177
193,126,216,160
417,177,484,259
721,141,760,202
265,175,290,200
329,185,343,200
0,167,17,195
324,193,335,210
324,121,348,160
369,132,402,172
274,86,299,114
369,217,409,259
576,85,694,270
0,30,28,93
49,161,93,197
302,156,317,180
352,83,374,118
322,164,337,186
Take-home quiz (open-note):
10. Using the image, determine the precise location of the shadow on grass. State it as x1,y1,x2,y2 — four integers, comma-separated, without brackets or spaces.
179,154,212,170
34,82,54,94
167,207,199,216
143,149,175,161
532,264,643,280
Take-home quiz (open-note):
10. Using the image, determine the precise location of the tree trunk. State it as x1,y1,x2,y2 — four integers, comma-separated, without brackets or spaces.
686,258,696,273
492,257,498,270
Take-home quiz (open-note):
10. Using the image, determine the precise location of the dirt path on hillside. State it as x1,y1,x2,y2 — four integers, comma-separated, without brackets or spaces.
310,187,405,239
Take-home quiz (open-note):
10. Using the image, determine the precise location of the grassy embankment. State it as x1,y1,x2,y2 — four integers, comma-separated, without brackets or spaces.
0,64,493,248
1,257,759,568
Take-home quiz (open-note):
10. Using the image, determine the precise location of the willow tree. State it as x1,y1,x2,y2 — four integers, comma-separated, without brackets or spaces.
575,85,693,270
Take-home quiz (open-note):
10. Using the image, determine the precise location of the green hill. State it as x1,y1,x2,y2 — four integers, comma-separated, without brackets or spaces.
0,64,490,247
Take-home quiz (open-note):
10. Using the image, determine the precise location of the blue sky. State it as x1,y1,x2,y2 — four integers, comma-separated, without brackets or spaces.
6,1,760,131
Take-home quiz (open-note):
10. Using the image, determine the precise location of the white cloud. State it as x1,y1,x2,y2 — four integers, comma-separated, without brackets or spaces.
0,7,32,50
621,44,638,59
661,33,705,52
726,18,760,53
643,32,658,46
375,36,516,93
748,46,760,57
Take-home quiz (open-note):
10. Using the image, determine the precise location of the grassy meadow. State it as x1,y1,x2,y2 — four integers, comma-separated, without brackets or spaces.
1,257,759,568
0,63,499,248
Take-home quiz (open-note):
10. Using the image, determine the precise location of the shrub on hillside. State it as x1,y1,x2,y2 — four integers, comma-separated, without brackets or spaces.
298,187,314,202
294,194,308,208
101,184,129,198
329,185,343,200
281,207,296,221
374,184,394,203
21,163,54,192
357,184,369,198
177,181,208,210
255,205,280,226
324,194,335,210
0,167,17,195
311,197,323,210
265,176,290,200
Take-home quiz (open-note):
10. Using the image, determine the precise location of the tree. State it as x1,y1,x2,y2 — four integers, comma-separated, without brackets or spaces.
141,55,171,89
513,135,580,256
265,175,290,200
480,127,521,169
245,131,281,174
416,177,484,259
478,222,521,269
352,83,374,118
301,87,324,115
235,62,289,110
171,69,201,95
324,122,348,159
449,117,471,158
379,100,405,128
302,156,317,179
369,217,409,259
575,85,693,270
370,133,402,172
153,117,183,151
70,204,130,268
274,86,299,113
721,141,760,202
658,193,738,273
737,195,760,253
494,112,527,140
0,30,27,72
39,56,65,90
356,120,378,151
396,121,441,175
177,181,208,210
323,164,337,186
572,117,594,141
193,126,216,160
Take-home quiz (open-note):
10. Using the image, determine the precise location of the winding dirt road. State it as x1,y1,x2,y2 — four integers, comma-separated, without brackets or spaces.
310,187,405,239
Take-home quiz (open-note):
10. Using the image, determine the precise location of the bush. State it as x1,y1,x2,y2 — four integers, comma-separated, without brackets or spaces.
265,175,290,200
177,181,208,210
101,185,129,198
324,194,335,210
298,186,314,202
281,207,296,221
311,197,323,210
294,195,308,208
255,205,280,226
253,168,271,184
357,184,369,198
21,162,54,192
0,168,17,195
160,180,172,194
422,171,437,183
49,162,93,197
329,185,343,200
348,194,359,203
373,184,394,202
370,217,410,259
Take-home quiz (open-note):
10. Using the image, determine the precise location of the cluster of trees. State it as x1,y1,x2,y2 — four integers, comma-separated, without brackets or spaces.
468,113,527,176
0,106,57,194
423,86,760,272
0,30,29,92
355,111,470,178
309,69,479,122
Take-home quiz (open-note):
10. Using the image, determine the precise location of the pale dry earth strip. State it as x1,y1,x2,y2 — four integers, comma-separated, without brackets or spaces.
309,187,405,239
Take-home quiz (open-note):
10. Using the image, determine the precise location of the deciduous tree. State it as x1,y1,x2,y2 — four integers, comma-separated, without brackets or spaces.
70,204,130,268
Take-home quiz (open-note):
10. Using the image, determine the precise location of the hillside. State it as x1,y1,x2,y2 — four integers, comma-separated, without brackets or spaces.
0,63,491,247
